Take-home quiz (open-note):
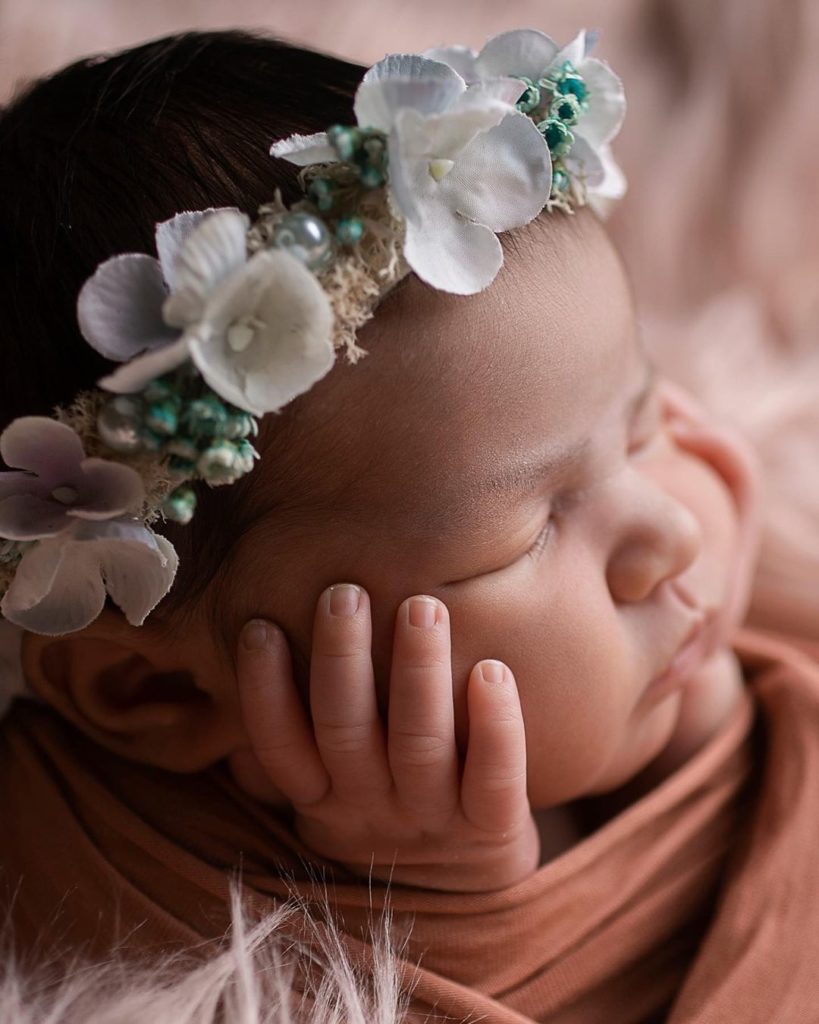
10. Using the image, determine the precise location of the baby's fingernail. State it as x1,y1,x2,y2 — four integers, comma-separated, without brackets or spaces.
242,620,272,651
327,583,361,617
408,596,438,629
480,660,507,684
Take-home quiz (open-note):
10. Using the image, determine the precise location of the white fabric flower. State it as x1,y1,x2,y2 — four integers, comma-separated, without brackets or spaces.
78,209,336,417
425,29,626,201
272,55,553,295
1,518,178,635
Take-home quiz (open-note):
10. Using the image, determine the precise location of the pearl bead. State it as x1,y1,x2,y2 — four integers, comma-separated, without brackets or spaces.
270,212,334,271
97,397,144,454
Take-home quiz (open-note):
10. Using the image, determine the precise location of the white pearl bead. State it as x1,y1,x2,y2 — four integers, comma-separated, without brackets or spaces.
270,212,334,270
97,397,143,453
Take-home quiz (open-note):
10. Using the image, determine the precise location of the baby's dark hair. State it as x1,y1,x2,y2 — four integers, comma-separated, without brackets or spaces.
0,31,365,627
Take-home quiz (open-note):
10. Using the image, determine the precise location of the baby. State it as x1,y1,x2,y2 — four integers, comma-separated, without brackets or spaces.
223,210,762,891
4,25,817,1024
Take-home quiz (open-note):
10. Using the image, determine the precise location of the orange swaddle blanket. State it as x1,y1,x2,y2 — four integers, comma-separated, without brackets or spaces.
1,627,819,1024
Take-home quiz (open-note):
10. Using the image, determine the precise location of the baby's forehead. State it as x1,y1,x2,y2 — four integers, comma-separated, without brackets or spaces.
251,211,639,542
304,215,637,512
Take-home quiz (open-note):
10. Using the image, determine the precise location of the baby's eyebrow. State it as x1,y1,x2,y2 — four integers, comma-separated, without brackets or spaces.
484,360,657,499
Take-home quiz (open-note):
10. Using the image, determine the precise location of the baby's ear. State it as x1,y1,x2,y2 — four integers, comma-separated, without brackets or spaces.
20,608,245,772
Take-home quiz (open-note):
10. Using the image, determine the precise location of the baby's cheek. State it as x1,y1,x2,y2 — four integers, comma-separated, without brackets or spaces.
490,595,636,804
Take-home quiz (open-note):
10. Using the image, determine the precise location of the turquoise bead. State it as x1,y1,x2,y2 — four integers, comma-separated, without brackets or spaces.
328,124,361,163
514,76,541,114
537,118,575,158
552,93,581,125
185,396,229,438
558,73,588,104
223,412,256,440
360,165,384,189
143,377,178,404
162,485,197,525
551,168,570,192
336,216,364,246
145,399,179,436
308,177,335,212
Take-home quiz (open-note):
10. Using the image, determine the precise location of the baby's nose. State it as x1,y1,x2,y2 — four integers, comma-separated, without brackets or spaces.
605,483,702,604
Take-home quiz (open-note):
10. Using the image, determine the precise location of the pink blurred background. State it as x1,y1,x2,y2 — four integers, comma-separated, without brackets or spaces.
2,0,817,639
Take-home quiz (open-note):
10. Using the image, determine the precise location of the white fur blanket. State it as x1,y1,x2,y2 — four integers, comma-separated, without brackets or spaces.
0,885,410,1024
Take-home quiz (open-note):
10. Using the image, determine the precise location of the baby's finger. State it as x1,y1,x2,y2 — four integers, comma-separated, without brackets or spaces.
237,620,330,807
461,660,529,833
309,585,392,803
388,596,459,818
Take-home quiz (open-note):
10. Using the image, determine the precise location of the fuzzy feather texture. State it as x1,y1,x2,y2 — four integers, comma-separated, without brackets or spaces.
0,883,412,1024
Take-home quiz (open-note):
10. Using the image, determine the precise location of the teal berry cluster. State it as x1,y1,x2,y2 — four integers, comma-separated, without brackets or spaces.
95,364,260,525
513,60,589,192
306,125,389,247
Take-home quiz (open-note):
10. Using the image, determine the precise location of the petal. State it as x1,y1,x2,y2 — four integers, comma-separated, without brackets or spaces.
587,144,628,212
270,132,339,167
552,30,587,69
462,76,528,109
391,89,515,174
0,619,27,718
0,494,70,540
575,58,626,148
163,210,250,328
1,530,105,634
0,471,47,502
155,209,238,290
564,134,605,188
444,113,552,232
0,417,84,477
1,519,177,634
77,253,177,362
422,45,479,82
388,91,528,226
404,207,503,294
189,250,335,416
71,458,145,520
362,53,465,87
475,29,559,81
386,126,430,225
354,75,465,134
97,336,191,394
93,522,178,627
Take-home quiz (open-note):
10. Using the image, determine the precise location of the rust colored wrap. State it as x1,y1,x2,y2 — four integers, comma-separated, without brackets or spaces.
2,628,819,1023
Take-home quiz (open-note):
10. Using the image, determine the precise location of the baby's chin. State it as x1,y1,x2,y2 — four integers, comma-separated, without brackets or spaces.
570,645,746,806
611,645,745,799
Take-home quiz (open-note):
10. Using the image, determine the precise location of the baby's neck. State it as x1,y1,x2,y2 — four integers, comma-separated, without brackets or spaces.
535,647,746,865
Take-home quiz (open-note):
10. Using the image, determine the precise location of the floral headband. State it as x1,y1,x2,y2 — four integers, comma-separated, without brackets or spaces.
0,28,625,681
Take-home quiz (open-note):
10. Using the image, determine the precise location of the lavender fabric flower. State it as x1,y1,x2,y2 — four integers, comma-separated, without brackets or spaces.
0,417,145,541
1,518,179,635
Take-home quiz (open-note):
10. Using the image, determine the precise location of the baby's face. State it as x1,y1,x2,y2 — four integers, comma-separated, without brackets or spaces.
224,212,759,808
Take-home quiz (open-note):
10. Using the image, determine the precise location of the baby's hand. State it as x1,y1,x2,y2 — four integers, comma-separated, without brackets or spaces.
231,586,539,892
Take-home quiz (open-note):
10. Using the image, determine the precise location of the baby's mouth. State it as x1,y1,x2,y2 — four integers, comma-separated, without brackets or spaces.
642,610,721,704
